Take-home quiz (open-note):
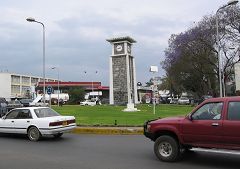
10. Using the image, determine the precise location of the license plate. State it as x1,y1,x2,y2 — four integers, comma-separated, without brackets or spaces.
62,121,67,126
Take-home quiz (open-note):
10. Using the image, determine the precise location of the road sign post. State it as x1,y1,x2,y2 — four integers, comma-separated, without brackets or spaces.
47,86,53,107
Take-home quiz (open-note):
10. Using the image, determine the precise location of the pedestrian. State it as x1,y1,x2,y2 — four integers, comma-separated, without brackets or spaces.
59,99,63,107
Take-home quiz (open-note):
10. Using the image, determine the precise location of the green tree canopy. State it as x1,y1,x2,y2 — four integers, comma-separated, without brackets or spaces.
68,87,86,104
161,5,240,97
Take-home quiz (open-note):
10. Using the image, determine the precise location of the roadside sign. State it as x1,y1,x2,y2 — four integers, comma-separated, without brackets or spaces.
47,86,53,95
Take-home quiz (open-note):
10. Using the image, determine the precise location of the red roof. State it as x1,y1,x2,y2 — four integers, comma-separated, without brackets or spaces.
38,81,101,86
37,81,109,90
97,86,109,90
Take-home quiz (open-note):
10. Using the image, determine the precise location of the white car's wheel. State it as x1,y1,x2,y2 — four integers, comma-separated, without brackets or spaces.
28,126,41,141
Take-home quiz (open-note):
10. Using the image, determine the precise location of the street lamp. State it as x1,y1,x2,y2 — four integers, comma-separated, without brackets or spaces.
216,0,238,97
51,67,60,106
150,66,158,115
84,71,98,98
26,17,46,104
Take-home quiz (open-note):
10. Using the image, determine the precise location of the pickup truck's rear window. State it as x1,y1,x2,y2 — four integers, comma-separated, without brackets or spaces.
228,102,240,120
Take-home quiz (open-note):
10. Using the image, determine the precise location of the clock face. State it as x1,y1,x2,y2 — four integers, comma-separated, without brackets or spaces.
116,44,123,52
114,43,124,54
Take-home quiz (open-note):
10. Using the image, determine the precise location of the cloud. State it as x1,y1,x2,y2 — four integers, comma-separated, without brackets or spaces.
0,0,230,85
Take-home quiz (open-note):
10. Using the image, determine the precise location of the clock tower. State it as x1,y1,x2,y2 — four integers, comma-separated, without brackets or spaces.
107,36,138,109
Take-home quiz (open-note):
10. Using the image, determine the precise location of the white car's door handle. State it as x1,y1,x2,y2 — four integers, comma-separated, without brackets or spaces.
212,123,219,126
27,121,30,123
11,121,14,123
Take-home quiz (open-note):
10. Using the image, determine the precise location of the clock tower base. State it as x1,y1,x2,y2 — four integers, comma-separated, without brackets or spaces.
123,103,139,112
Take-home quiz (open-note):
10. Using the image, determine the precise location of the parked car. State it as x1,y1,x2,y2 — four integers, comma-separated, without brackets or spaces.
80,99,101,106
0,97,8,117
0,107,76,141
159,97,168,104
167,98,178,104
20,99,33,107
6,100,23,111
29,96,49,107
178,97,190,105
198,95,213,104
144,97,240,162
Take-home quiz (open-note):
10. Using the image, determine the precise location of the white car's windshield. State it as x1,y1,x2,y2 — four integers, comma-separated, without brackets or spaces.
34,108,60,118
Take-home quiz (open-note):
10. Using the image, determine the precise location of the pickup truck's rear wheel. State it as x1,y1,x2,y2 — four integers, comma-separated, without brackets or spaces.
154,135,180,162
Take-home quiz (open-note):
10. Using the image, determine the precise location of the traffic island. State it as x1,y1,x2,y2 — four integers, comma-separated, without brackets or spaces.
72,127,143,135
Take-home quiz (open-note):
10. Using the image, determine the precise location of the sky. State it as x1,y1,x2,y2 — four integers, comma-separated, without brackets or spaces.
0,0,233,86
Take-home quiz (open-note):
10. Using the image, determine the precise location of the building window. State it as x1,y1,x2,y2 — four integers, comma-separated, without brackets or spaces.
31,78,39,85
11,85,20,94
11,75,20,84
22,76,30,85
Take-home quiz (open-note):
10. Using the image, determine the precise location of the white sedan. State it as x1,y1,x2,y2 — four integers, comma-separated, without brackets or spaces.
178,97,190,105
80,100,97,106
0,107,76,141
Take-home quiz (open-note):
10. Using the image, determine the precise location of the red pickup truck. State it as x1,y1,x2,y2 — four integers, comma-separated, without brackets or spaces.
144,97,240,162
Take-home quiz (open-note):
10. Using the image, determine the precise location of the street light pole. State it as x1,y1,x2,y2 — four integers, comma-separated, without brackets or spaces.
51,67,60,106
26,17,46,105
150,66,158,115
84,71,98,99
216,0,238,97
94,71,98,98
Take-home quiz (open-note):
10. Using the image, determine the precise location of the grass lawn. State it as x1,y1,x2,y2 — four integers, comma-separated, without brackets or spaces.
52,104,195,126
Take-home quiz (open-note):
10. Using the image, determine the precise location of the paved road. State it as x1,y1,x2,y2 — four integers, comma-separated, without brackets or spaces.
0,134,240,169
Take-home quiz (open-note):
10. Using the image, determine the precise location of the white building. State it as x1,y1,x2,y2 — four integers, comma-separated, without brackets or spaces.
0,72,57,100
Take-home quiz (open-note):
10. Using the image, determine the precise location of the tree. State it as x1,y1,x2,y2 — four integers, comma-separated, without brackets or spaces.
145,79,153,87
216,6,240,95
161,5,240,97
162,22,218,97
68,87,85,104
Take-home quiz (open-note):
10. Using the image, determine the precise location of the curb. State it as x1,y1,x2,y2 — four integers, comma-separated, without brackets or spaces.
72,127,143,135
